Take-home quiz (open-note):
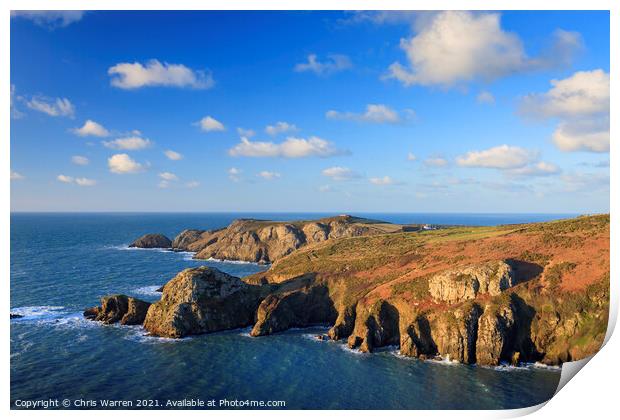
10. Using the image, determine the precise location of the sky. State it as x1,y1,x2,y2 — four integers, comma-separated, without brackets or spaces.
10,10,610,213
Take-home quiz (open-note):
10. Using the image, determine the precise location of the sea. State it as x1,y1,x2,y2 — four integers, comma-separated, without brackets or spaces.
10,213,574,410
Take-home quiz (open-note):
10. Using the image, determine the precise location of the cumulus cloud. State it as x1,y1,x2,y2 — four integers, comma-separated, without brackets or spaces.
519,70,610,153
11,171,24,180
71,155,89,166
72,120,110,137
228,167,242,182
108,59,214,89
456,145,535,169
108,154,146,174
164,150,183,160
159,172,178,181
407,153,417,161
506,161,561,177
196,116,225,132
294,54,352,75
75,177,97,186
257,171,281,180
11,11,85,28
520,70,609,118
326,104,402,124
229,136,345,158
265,122,298,136
477,91,495,105
385,11,582,87
103,136,152,150
237,127,256,138
322,166,360,181
57,174,74,183
369,176,396,185
26,96,74,118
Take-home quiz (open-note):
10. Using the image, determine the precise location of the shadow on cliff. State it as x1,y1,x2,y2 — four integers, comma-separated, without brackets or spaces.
506,259,544,286
508,293,544,363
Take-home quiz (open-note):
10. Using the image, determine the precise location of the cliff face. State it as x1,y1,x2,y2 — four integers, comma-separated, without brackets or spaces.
98,214,609,367
168,215,416,264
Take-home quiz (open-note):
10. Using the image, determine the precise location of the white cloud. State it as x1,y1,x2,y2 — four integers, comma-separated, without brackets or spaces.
457,145,535,169
75,177,96,186
71,155,89,166
57,174,74,183
72,120,110,137
385,11,582,87
265,122,298,136
477,91,495,104
407,152,417,161
326,104,401,124
424,157,448,167
237,127,256,138
294,54,352,75
322,166,360,181
257,171,281,180
164,150,183,160
520,70,610,153
103,136,152,150
108,154,146,174
552,117,610,153
159,172,178,181
369,176,395,185
11,85,23,119
197,116,225,132
186,181,200,188
318,185,331,192
108,59,214,89
520,70,609,118
229,136,344,158
507,161,560,177
11,171,24,180
11,11,85,28
158,180,171,189
228,167,242,182
26,96,74,118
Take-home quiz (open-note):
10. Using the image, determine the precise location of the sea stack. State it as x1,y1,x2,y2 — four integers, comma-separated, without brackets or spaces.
129,233,172,249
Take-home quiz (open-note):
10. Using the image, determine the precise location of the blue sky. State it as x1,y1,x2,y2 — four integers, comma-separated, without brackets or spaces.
10,10,610,213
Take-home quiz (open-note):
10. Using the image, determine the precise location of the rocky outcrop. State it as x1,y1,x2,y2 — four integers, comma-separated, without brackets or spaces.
10,313,23,319
250,284,336,336
142,267,265,338
476,303,516,365
170,215,409,264
129,234,172,249
171,229,206,250
84,295,151,325
428,260,515,304
347,300,400,352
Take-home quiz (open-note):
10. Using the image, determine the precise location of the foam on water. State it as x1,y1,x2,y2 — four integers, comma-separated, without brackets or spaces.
131,285,163,296
10,306,67,320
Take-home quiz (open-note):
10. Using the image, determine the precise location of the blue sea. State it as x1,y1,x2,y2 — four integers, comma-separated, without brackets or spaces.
10,213,572,410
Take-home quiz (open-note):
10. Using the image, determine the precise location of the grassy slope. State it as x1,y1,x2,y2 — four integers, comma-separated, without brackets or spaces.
246,214,610,362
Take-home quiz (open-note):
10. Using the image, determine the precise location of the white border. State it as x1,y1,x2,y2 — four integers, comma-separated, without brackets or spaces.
3,1,617,419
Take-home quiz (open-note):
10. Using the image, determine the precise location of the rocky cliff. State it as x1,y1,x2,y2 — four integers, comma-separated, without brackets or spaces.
95,214,609,367
132,215,418,264
129,233,172,249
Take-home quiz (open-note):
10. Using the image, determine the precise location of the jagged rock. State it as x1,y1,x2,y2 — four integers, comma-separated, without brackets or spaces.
250,284,336,336
430,304,482,363
143,266,264,338
476,303,516,365
129,233,172,249
428,260,515,304
172,229,206,250
84,295,151,325
347,300,400,353
10,313,23,319
328,303,357,340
